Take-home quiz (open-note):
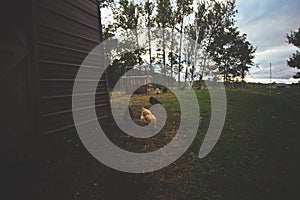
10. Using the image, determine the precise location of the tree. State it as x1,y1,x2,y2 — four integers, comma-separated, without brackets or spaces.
210,26,256,83
188,2,207,86
156,0,172,80
235,36,256,82
176,0,193,88
102,23,117,41
187,0,256,83
186,1,212,88
187,0,237,85
113,0,144,65
185,0,257,84
286,28,300,79
107,52,142,87
104,0,256,87
96,0,114,42
169,5,178,82
144,0,155,69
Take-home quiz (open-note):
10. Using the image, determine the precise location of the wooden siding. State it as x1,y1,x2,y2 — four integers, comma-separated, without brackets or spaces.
33,0,110,135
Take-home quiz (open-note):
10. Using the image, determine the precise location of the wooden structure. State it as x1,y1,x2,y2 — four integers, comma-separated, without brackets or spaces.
120,75,152,95
0,0,110,139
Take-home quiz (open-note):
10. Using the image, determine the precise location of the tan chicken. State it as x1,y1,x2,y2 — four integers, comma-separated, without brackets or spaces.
140,107,157,128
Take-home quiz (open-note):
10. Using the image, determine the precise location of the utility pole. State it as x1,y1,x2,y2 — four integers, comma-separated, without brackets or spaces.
269,63,272,96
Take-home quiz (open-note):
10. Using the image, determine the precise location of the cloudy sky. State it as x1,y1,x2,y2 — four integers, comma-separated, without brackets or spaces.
235,0,300,83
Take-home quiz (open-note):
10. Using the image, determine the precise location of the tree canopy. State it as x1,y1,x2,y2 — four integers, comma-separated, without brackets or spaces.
102,0,256,85
286,28,300,79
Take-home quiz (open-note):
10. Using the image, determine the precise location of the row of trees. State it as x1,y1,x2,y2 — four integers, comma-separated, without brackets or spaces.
98,0,256,87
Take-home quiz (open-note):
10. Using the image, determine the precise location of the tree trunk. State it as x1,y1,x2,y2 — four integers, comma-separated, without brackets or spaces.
147,24,152,70
178,18,184,89
170,27,175,83
162,27,166,85
98,6,103,42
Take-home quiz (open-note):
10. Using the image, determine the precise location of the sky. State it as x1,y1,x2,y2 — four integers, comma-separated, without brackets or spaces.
102,0,300,83
235,0,300,83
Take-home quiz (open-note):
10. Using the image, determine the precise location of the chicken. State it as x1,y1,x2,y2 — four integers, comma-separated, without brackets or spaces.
149,96,162,105
140,107,157,128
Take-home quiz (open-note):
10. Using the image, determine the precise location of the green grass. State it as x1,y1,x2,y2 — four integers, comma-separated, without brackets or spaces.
185,88,300,200
99,88,299,200
15,88,298,199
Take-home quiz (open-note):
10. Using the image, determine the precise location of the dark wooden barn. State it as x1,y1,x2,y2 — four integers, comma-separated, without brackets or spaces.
0,0,111,140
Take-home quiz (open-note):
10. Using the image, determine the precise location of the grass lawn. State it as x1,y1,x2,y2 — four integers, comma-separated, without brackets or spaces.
86,88,300,199
107,88,299,200
4,88,299,200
